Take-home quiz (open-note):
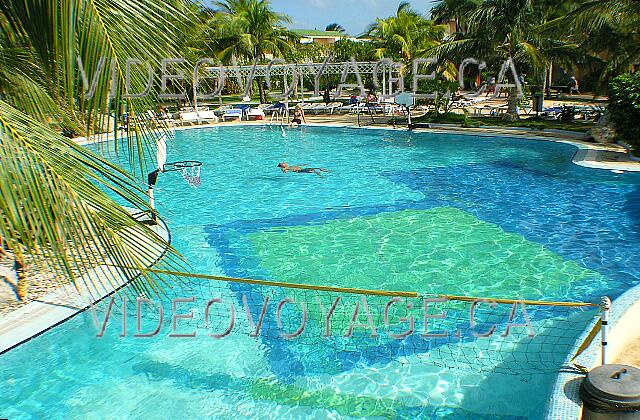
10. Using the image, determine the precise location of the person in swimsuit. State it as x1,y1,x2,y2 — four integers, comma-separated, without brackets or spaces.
277,162,328,176
290,104,306,126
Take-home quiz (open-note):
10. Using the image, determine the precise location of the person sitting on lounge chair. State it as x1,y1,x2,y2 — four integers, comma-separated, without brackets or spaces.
277,162,328,176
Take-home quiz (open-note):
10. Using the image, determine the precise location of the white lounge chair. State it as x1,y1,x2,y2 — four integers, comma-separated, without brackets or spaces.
197,110,219,124
314,102,343,114
299,102,316,111
346,102,367,114
306,103,327,114
222,108,244,121
179,111,200,125
212,105,232,116
247,108,265,120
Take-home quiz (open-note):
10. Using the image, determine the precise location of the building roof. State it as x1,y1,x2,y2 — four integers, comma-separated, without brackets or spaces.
292,29,346,38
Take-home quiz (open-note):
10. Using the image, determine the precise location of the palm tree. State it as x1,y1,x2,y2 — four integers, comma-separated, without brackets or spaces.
433,0,581,119
0,1,193,300
210,0,298,103
546,0,640,86
325,23,346,33
430,0,481,33
367,2,446,74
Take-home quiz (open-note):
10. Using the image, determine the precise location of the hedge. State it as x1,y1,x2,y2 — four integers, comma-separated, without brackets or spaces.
608,73,640,151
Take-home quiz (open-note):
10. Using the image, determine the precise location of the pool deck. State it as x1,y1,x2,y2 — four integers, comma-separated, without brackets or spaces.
545,283,640,419
0,210,170,355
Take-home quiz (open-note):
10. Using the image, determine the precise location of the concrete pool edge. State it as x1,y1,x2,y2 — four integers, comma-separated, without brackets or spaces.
545,282,640,419
0,209,171,355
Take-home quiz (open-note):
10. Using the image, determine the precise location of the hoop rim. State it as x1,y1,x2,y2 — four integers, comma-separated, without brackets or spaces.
162,160,202,172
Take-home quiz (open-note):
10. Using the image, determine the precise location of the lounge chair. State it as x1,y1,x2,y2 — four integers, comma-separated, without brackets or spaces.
320,102,343,114
472,103,508,116
306,103,327,114
222,108,243,121
441,95,485,113
341,102,365,114
197,110,219,124
299,102,316,111
212,105,232,116
179,111,200,125
247,108,265,120
541,106,562,119
260,103,280,115
265,102,287,115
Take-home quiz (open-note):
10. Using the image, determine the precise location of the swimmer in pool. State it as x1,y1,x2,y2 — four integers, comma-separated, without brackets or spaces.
277,162,329,176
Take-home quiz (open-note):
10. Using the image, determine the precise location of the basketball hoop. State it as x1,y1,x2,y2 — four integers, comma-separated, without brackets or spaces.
162,160,202,188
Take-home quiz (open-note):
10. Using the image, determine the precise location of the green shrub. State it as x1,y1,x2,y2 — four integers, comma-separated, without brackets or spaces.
440,112,466,123
560,106,576,123
415,112,466,124
526,122,546,130
462,118,481,128
608,73,640,150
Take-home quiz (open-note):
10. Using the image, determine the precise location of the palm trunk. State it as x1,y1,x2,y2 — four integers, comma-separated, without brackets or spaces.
258,80,266,103
14,252,28,301
503,88,520,121
546,62,553,97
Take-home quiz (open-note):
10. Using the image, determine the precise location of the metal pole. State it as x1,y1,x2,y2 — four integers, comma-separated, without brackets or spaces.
600,296,611,365
194,81,198,111
390,67,397,118
284,75,290,123
382,71,388,116
147,169,160,224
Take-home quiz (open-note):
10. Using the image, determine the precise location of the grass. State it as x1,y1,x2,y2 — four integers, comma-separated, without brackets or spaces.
468,116,595,132
412,113,595,132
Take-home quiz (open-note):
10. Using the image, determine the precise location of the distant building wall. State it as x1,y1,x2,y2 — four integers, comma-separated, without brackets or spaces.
293,29,364,45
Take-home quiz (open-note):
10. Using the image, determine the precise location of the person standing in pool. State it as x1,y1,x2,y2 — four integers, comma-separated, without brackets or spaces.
277,162,328,176
290,104,306,126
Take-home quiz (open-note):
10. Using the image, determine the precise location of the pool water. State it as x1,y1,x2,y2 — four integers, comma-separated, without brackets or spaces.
1,126,639,419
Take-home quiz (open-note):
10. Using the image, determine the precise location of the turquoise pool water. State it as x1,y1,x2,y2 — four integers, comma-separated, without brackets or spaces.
1,126,640,418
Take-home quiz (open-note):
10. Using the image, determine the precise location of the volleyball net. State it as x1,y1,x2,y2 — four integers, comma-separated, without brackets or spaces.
95,268,603,376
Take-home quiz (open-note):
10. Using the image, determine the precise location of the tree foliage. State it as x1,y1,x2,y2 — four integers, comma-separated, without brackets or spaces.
332,39,377,62
0,0,193,299
366,2,445,73
608,73,640,151
325,23,346,33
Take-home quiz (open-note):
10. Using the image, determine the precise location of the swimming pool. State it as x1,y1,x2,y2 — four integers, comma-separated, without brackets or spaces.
1,125,639,418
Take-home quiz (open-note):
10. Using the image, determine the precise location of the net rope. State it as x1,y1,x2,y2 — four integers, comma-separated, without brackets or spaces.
92,269,600,376
179,165,200,187
162,161,201,188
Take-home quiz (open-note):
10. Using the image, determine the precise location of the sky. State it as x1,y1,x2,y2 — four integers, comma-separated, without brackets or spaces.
206,1,441,36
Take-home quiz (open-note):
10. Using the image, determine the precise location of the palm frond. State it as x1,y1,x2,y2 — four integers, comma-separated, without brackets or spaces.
0,100,186,297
